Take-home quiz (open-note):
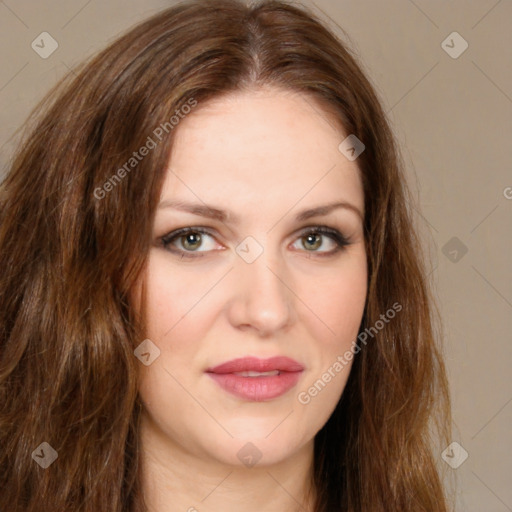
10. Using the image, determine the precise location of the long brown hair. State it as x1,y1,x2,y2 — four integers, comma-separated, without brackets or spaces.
0,1,451,510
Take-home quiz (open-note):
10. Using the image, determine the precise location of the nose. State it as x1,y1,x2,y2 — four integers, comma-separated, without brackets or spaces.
226,244,295,337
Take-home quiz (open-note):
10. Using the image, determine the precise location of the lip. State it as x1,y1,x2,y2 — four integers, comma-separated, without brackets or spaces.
206,356,304,402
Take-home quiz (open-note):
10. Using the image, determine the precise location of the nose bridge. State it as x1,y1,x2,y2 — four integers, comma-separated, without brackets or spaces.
228,235,294,334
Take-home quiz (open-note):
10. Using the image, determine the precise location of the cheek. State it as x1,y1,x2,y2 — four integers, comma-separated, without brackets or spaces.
293,258,366,424
143,251,219,341
136,256,212,404
295,253,367,350
136,255,212,416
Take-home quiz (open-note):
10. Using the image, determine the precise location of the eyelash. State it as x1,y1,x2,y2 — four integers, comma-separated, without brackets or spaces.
159,226,351,260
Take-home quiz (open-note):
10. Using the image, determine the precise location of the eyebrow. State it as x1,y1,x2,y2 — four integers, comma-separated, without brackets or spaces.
157,200,363,223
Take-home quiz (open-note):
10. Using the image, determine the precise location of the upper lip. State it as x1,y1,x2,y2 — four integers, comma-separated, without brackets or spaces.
206,356,304,374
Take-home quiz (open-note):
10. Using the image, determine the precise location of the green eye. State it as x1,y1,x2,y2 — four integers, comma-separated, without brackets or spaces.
159,225,351,260
292,227,350,255
161,228,218,256
180,232,203,251
302,233,322,251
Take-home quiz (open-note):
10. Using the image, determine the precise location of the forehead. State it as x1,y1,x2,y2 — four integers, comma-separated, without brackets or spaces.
161,87,364,214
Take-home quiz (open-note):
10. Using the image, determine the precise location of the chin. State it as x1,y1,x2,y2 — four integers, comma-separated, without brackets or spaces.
198,425,311,469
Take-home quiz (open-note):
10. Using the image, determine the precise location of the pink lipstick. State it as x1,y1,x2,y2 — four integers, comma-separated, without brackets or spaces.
206,356,304,402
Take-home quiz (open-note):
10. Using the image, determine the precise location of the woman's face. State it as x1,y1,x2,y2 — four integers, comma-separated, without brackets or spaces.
137,87,367,468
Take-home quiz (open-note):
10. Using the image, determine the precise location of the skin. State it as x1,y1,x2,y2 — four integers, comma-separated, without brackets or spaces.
135,87,368,512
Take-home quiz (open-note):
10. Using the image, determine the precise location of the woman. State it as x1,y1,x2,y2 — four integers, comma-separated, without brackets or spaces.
0,0,452,510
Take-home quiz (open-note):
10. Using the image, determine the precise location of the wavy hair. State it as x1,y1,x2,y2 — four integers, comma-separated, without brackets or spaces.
0,0,451,510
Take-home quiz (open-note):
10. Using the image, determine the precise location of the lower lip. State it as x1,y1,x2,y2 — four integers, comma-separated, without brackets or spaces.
207,371,303,401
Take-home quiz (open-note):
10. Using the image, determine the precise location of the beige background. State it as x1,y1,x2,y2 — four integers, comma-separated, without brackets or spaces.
1,1,511,510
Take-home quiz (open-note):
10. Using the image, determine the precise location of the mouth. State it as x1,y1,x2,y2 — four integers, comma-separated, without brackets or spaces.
205,356,304,402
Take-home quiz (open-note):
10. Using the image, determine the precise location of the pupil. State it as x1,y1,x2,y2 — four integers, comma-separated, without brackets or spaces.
304,233,321,250
183,232,201,250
